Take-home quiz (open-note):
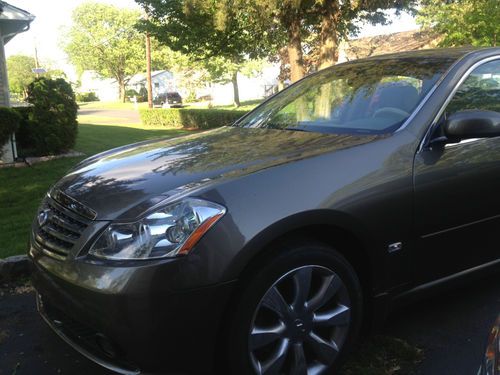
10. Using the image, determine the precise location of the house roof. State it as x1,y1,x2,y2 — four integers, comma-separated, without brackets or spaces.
0,1,35,44
340,29,441,62
128,70,171,85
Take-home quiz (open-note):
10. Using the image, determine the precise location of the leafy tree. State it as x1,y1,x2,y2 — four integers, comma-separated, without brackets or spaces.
63,2,145,102
245,0,417,80
7,55,36,98
234,0,313,82
137,0,273,106
204,57,266,106
148,41,211,102
6,56,67,99
418,0,499,47
313,1,417,69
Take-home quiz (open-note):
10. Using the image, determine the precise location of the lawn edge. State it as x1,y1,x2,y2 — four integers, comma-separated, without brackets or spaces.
0,255,31,283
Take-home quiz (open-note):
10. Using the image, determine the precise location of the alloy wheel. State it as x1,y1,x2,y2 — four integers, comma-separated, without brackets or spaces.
248,265,352,375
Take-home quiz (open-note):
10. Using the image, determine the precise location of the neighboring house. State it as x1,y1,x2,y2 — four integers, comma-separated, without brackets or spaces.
78,70,120,102
0,1,34,164
196,65,280,105
338,29,441,63
127,70,175,98
78,70,176,101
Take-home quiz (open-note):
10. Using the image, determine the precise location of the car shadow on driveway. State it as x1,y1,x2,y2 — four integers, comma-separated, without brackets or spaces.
386,271,500,375
0,272,498,375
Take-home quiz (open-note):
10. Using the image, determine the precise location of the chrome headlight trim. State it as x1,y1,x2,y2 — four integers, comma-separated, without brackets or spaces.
88,197,226,260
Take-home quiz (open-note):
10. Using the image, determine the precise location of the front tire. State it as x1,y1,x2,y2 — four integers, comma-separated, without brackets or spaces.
226,242,363,375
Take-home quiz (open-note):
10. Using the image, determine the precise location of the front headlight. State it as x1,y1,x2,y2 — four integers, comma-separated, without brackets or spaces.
89,198,226,260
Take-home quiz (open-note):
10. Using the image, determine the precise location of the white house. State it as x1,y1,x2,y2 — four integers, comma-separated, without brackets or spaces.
0,1,35,164
196,65,280,105
127,70,176,98
78,70,176,101
78,70,120,101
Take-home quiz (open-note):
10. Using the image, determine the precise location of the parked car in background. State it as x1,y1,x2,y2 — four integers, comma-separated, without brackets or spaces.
153,91,183,108
30,47,500,375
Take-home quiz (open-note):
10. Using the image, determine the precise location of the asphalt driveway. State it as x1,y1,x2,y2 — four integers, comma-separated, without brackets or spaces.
78,108,141,125
0,272,498,375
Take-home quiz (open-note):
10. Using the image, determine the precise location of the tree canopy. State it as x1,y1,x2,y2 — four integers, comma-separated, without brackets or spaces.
418,0,499,47
138,0,418,87
7,55,37,97
137,0,272,106
7,55,67,99
63,2,146,101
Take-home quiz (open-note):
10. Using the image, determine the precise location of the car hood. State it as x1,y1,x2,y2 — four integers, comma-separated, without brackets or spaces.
53,127,383,220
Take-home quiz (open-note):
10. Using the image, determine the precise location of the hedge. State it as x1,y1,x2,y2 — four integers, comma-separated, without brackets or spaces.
0,107,21,158
76,91,99,102
140,108,249,130
15,77,78,157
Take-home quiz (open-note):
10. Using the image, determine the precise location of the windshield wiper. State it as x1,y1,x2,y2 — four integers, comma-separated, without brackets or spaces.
283,127,309,132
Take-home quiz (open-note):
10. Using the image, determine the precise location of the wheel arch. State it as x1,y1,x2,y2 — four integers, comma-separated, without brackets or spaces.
228,209,381,301
214,209,381,372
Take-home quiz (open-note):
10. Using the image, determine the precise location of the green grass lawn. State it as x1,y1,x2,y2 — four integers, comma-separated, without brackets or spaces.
195,98,263,111
0,122,188,258
78,101,149,110
78,99,263,112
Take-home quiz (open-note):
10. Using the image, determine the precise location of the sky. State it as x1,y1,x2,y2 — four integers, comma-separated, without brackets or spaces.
5,1,418,80
5,0,141,80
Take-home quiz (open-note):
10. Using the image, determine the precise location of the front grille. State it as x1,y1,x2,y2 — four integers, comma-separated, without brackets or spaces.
35,198,90,260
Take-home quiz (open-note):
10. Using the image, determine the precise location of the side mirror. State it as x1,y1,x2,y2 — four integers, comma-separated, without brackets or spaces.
444,110,500,140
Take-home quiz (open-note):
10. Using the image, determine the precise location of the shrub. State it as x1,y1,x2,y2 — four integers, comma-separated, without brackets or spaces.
126,87,148,102
139,108,249,130
76,91,99,102
16,78,78,156
137,87,148,102
125,89,139,101
0,107,21,158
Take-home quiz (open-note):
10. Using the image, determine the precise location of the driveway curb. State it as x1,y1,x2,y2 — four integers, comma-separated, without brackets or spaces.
0,255,32,282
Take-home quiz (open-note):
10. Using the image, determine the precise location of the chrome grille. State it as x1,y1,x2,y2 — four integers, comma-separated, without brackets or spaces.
35,199,90,260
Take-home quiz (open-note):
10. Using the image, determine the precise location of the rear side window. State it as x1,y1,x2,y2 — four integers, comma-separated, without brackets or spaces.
446,59,500,115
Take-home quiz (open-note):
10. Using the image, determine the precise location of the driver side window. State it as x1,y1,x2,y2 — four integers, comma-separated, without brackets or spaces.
446,59,500,116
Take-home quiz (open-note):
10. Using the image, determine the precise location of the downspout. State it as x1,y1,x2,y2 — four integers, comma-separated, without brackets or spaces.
11,133,17,160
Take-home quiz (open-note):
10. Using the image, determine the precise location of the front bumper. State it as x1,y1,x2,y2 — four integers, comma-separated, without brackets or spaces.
31,253,237,374
37,292,140,374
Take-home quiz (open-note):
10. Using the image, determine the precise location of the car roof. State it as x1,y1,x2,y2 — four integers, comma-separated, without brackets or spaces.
338,47,500,65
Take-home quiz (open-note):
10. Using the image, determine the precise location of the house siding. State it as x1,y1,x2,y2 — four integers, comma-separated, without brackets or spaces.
128,71,176,98
0,28,15,163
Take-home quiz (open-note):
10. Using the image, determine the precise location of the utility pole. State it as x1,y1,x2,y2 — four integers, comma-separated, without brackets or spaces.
34,45,40,78
145,28,153,109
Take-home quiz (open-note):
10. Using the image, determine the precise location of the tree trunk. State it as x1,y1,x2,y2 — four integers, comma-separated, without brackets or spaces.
318,0,340,70
145,31,153,108
314,1,341,119
287,16,305,82
231,71,240,107
119,80,126,103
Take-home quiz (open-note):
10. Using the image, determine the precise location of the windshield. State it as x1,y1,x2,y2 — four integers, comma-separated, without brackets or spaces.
236,56,456,135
